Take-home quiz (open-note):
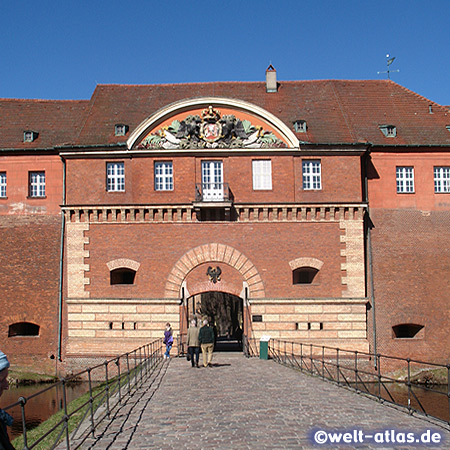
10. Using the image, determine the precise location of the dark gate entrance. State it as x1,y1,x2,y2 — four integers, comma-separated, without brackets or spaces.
187,292,244,351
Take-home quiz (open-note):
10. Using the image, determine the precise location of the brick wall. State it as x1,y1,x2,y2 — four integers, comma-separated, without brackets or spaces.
0,215,61,373
0,154,62,215
82,221,344,299
369,208,450,363
65,154,362,206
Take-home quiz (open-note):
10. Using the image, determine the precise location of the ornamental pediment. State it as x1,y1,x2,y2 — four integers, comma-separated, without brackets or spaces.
127,98,299,150
137,106,286,150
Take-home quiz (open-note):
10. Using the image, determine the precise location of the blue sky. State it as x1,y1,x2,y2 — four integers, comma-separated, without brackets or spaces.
1,1,449,104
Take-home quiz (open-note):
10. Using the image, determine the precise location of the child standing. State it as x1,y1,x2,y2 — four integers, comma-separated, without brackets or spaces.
163,323,173,359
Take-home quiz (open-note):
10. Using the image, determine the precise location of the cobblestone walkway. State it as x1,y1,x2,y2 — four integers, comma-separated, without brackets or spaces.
78,353,448,450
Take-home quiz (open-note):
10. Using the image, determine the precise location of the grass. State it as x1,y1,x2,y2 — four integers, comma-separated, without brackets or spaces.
8,369,57,386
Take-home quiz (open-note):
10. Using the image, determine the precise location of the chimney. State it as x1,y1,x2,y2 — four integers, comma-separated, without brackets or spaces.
265,64,277,93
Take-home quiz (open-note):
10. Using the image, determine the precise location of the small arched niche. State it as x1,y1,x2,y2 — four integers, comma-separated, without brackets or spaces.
293,267,319,285
110,268,136,285
107,258,140,285
289,257,323,285
9,322,40,337
392,324,424,339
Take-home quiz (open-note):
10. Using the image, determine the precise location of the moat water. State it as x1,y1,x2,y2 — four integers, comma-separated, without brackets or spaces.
2,382,92,439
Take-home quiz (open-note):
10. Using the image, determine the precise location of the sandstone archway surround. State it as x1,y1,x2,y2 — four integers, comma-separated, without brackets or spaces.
164,243,265,299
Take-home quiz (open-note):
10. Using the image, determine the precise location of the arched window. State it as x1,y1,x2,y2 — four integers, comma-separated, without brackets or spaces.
110,268,136,285
9,322,40,337
392,324,424,339
293,267,319,284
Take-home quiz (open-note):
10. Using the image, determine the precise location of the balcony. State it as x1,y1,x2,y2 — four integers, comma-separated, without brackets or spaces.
194,183,233,203
193,183,234,220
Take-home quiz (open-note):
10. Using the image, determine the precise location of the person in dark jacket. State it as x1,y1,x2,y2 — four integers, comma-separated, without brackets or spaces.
198,319,215,367
0,351,15,450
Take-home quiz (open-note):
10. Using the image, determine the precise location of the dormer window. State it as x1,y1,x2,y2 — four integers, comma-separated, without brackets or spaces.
446,125,450,133
294,120,307,133
379,125,397,138
115,124,128,136
24,131,38,142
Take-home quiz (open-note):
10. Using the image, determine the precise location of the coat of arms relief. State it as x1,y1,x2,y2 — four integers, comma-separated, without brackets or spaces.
137,106,286,150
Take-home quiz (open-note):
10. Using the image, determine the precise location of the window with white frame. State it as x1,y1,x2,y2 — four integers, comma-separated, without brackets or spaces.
396,166,414,193
252,160,272,190
155,161,173,191
29,171,46,197
302,160,322,190
434,167,450,193
106,162,125,192
0,173,6,198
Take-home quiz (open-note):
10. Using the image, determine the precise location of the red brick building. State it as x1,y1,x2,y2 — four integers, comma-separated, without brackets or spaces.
1,69,450,373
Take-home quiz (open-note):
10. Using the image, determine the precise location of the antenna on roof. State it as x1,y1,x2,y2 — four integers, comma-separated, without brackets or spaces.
377,54,400,79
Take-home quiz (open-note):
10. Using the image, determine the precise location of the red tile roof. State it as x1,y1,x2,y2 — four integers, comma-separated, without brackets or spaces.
0,99,88,150
1,80,450,149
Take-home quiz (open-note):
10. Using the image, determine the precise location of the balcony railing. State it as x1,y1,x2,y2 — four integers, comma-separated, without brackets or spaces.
194,183,233,203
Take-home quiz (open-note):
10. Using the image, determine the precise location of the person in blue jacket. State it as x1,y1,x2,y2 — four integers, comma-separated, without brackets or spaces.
0,351,15,450
163,323,173,360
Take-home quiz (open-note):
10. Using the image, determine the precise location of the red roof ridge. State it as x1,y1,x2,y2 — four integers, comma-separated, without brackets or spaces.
94,80,265,89
0,97,88,103
387,80,448,110
93,79,392,90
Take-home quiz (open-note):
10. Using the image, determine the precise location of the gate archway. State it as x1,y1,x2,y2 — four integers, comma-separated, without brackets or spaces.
186,291,244,351
166,243,264,353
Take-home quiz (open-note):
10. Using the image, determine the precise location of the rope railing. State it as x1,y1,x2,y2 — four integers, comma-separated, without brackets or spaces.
265,339,450,428
4,339,164,450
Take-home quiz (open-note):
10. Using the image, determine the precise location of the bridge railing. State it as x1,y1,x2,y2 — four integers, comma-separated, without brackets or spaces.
4,339,164,450
267,339,450,428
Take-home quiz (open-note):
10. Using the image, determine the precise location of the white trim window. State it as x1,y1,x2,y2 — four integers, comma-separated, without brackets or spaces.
0,173,6,198
155,161,173,191
434,167,450,193
252,160,272,190
107,162,125,192
29,171,45,197
396,166,414,193
302,160,322,190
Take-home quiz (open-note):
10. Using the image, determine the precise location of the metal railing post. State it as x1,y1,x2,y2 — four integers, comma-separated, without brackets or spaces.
19,396,29,450
134,349,137,387
139,347,143,385
377,354,382,400
104,361,110,418
291,341,294,367
310,344,313,374
62,379,70,450
447,364,450,426
322,346,325,379
354,351,358,392
126,353,131,395
116,357,122,404
300,343,303,371
87,369,95,437
407,358,412,414
336,348,340,385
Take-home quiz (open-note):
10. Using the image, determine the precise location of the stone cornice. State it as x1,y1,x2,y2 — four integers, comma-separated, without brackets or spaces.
249,297,368,304
62,203,367,224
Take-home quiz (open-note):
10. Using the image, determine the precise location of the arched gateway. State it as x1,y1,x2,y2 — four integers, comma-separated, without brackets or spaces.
165,243,265,350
